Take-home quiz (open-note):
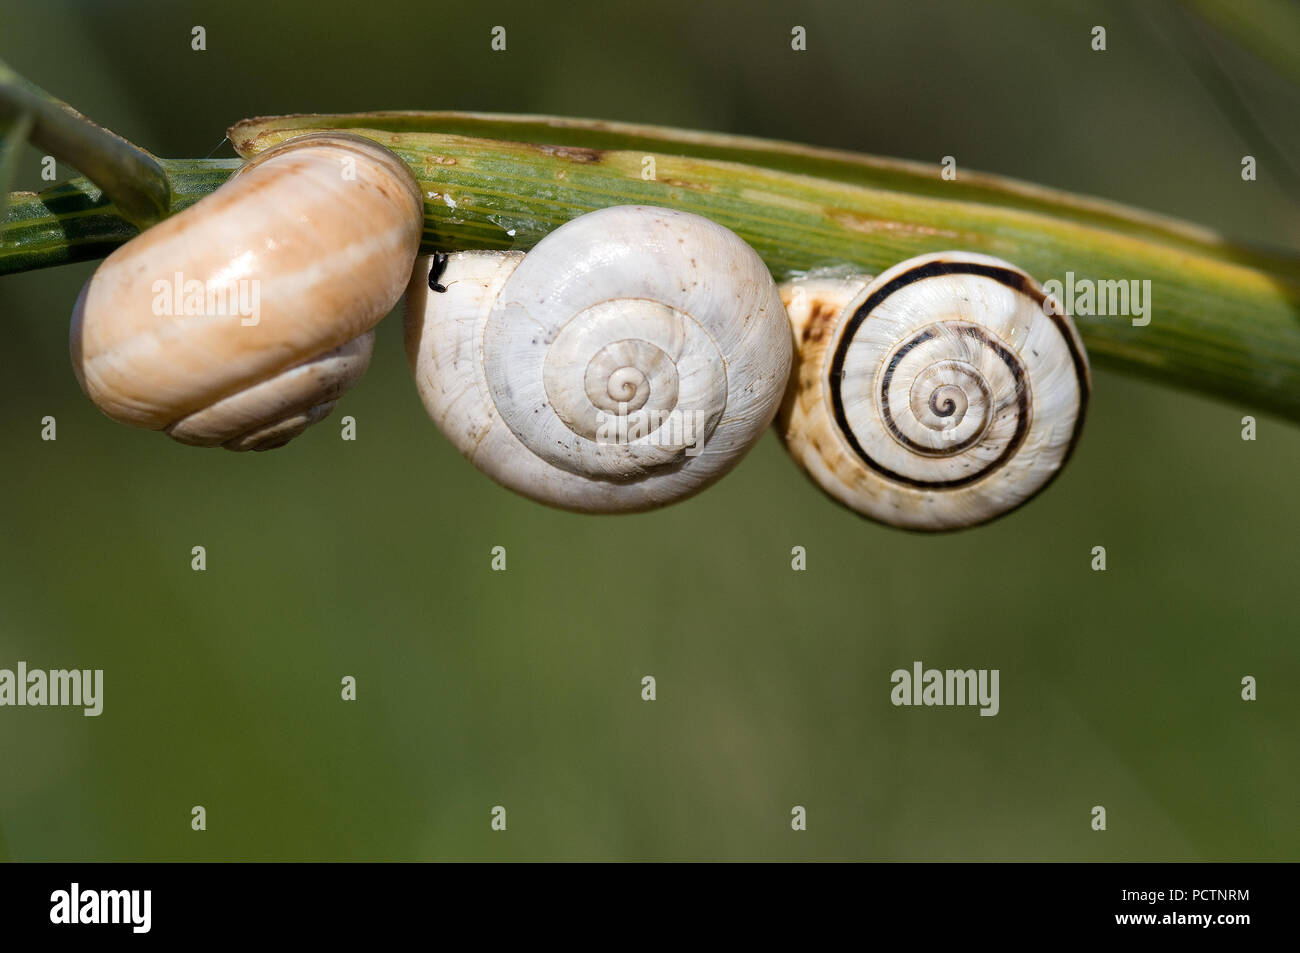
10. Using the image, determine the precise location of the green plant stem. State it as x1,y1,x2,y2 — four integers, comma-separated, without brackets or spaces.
3,112,1299,422
0,158,236,273
0,110,33,221
0,60,171,227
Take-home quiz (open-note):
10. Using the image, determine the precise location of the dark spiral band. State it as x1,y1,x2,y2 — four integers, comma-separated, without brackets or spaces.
930,392,958,417
828,260,1090,491
878,324,1021,463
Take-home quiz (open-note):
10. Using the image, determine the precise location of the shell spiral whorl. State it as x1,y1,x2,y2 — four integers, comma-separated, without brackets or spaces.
404,205,793,513
490,275,731,480
780,252,1090,530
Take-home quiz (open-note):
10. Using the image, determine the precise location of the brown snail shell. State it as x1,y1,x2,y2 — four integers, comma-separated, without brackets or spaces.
70,133,423,450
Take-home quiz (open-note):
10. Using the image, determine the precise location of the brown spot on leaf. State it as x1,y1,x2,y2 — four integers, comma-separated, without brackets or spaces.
826,208,963,240
534,143,604,163
658,177,715,192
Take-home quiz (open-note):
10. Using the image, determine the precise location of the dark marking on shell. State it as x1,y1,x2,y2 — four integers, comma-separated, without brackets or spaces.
801,299,839,345
826,258,1090,496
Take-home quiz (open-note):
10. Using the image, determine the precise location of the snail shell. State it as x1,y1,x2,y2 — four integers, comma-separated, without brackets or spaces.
778,252,1090,530
404,205,793,512
71,133,423,450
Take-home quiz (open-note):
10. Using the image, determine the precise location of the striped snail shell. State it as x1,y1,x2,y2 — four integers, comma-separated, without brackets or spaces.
404,205,793,512
70,133,423,450
778,252,1090,530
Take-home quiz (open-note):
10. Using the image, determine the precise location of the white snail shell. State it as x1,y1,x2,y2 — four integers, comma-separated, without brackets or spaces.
778,252,1090,530
71,133,423,450
404,205,793,512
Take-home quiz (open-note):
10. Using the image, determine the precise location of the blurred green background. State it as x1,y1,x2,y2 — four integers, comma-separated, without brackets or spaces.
0,0,1296,861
